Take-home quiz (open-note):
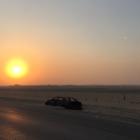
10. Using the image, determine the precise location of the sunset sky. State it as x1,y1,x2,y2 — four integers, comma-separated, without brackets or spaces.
0,0,140,85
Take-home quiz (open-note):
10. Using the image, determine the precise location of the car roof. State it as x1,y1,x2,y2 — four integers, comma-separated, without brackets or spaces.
53,96,78,101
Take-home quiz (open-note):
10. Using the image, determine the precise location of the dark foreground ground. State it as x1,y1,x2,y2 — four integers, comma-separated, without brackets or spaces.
0,98,139,140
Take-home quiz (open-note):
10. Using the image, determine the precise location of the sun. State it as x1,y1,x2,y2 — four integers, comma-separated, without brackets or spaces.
5,58,29,79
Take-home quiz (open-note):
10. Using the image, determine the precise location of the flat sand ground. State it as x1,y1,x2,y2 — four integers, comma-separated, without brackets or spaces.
0,86,140,120
0,97,140,140
0,87,140,140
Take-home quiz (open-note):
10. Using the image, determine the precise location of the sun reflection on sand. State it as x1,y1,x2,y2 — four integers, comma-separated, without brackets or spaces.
2,109,26,123
0,108,32,140
0,125,27,140
6,112,24,123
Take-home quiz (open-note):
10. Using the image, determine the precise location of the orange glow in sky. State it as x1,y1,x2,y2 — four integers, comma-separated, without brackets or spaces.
5,58,29,79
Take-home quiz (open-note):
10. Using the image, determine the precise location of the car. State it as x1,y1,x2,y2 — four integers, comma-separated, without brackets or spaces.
45,97,83,110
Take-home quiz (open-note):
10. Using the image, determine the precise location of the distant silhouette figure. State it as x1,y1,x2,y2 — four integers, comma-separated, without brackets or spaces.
123,95,126,101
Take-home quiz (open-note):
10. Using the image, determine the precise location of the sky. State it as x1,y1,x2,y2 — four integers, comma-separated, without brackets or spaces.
0,0,140,85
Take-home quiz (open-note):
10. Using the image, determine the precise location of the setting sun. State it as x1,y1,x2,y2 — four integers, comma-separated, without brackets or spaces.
5,59,29,79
